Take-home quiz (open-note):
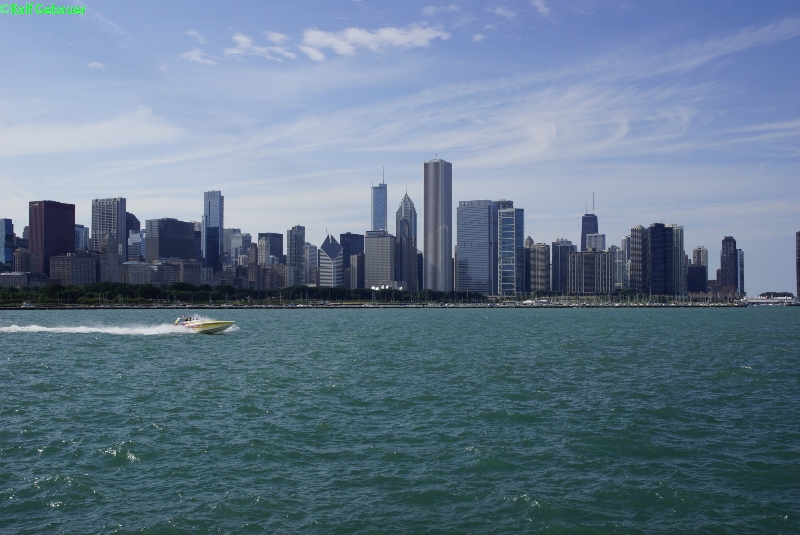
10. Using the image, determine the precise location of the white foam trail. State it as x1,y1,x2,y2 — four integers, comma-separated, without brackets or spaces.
0,324,193,336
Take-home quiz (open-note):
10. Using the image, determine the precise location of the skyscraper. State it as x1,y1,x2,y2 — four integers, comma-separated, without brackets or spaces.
75,224,89,253
630,225,647,293
423,159,453,292
581,213,598,252
720,236,738,295
585,233,605,252
551,238,576,294
304,242,318,286
91,197,126,256
0,219,13,268
395,193,418,290
530,243,550,292
257,232,283,265
693,246,708,267
340,232,364,289
144,218,196,261
796,232,800,302
230,233,252,265
29,200,75,276
365,230,395,288
646,223,675,295
666,224,685,296
371,180,387,232
456,200,497,295
203,191,224,272
498,207,525,295
319,234,344,288
286,225,306,287
737,249,745,297
125,212,140,260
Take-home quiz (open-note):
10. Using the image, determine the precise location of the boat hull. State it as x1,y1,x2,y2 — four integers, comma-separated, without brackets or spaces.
182,320,235,334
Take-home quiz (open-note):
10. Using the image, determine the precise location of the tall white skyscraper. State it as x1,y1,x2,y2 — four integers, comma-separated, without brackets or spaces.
202,191,224,272
371,180,387,232
319,234,343,288
91,197,126,257
423,159,453,292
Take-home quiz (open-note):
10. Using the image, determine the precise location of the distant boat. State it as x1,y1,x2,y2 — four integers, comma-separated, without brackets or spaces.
174,316,234,334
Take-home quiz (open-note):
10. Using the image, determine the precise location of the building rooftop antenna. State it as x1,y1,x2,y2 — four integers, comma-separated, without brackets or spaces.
382,166,384,184
585,192,587,214
593,188,595,213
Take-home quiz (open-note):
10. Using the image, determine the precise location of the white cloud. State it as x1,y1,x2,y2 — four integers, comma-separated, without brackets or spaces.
224,33,297,61
87,62,106,70
300,24,451,60
531,0,550,17
299,45,326,62
491,7,516,19
422,4,460,16
472,34,484,42
265,31,289,45
186,30,206,44
0,108,181,158
91,12,131,40
180,48,216,65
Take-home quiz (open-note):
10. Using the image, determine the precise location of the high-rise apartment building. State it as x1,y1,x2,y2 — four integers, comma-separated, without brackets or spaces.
581,213,598,252
144,218,195,261
365,230,395,288
230,233,251,266
456,200,497,295
304,242,319,286
551,238,576,294
567,249,616,294
720,236,738,295
498,207,524,295
202,191,224,272
666,224,685,296
737,249,745,297
74,224,89,253
646,223,675,295
29,200,75,276
423,159,453,292
286,225,306,287
222,227,240,266
319,234,343,288
585,233,605,252
796,232,800,302
530,243,550,292
371,181,387,232
90,197,126,257
395,193,418,291
0,218,13,268
629,225,647,293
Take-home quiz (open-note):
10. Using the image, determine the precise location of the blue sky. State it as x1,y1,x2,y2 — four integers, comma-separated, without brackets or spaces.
0,0,798,293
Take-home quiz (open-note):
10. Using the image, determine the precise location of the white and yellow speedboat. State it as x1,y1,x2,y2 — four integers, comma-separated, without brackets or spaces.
174,316,235,334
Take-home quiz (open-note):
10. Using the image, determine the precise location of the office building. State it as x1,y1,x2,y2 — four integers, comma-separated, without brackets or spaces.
0,218,13,268
13,248,32,273
319,234,344,287
222,227,240,266
581,213,598,252
90,197,126,256
257,233,283,265
693,246,708,267
123,262,151,285
50,253,97,286
621,235,631,262
29,200,75,276
737,249,745,297
75,224,89,253
144,218,195,261
456,200,497,295
305,242,319,286
796,232,800,301
567,249,616,294
0,272,46,288
286,225,305,287
350,253,365,289
687,264,708,293
202,191,224,271
394,193,418,291
126,212,140,237
128,230,145,261
551,238,576,294
720,236,738,296
498,207,524,295
371,180,388,232
423,159,453,292
340,232,364,289
98,234,123,282
629,225,647,293
585,233,605,252
530,243,550,292
230,233,251,265
646,223,675,295
365,230,395,288
608,244,626,291
666,224,685,296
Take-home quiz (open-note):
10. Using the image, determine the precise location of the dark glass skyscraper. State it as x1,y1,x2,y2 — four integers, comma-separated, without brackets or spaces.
456,200,496,295
145,218,196,261
203,191,224,272
581,213,598,252
287,225,306,286
796,231,800,302
423,159,453,292
551,238,576,294
720,236,738,294
0,218,13,268
29,200,75,276
646,223,675,295
395,193,418,290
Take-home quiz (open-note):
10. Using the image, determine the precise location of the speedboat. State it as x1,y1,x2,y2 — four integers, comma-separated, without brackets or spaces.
174,316,235,334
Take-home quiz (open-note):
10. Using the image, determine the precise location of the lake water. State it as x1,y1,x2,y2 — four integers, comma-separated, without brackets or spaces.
1,307,799,534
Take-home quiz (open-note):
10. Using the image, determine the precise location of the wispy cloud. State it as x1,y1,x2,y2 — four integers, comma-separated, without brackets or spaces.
180,48,216,65
421,4,460,16
186,30,206,44
87,62,106,70
224,33,297,61
472,34,484,43
531,0,550,17
300,24,451,61
491,6,516,19
265,31,289,45
0,108,181,158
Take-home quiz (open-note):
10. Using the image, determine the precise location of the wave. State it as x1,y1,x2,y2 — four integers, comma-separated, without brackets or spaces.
0,324,193,336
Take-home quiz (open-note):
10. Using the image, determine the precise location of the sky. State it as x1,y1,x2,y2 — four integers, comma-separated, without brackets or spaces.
0,0,798,294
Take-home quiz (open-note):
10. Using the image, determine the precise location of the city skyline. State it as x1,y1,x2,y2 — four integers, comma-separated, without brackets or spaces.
0,2,798,294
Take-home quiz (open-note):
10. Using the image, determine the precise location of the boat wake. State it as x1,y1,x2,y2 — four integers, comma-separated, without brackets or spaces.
0,324,194,336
